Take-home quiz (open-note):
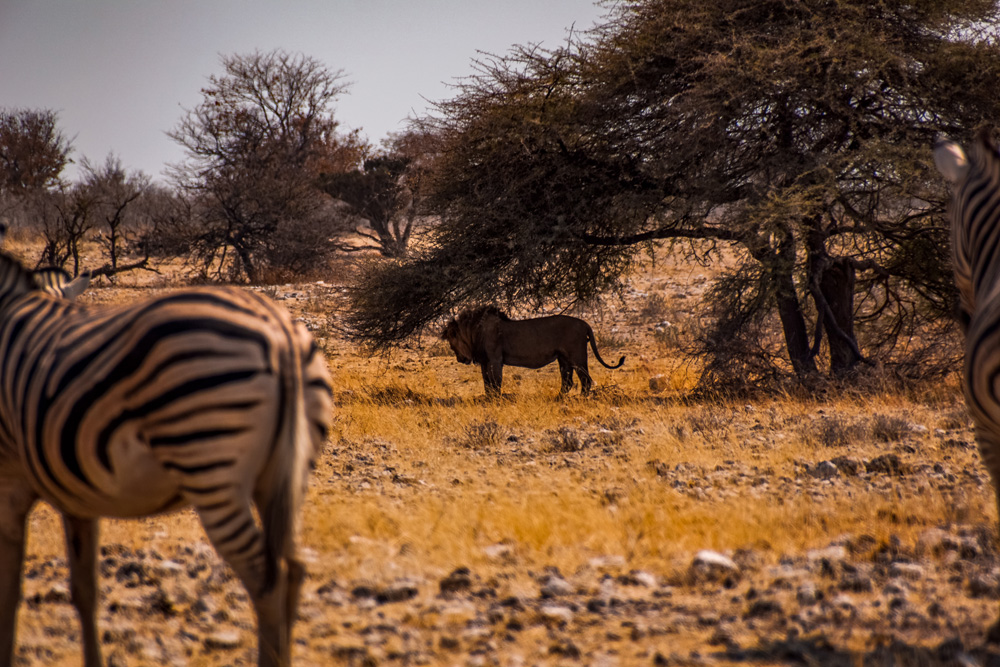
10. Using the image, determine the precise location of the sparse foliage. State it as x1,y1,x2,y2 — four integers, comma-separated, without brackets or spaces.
79,154,153,279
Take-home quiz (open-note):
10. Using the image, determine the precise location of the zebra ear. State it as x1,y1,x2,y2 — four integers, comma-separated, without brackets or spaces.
934,139,970,184
60,271,91,300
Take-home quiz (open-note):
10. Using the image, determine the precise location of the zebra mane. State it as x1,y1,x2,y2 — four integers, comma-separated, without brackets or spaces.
32,267,91,300
970,126,1000,171
0,252,40,304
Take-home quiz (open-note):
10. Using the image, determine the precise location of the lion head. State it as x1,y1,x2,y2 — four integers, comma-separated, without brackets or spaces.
441,306,508,364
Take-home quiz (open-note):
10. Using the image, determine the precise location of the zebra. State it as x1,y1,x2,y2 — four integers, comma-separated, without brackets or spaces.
935,127,1000,636
0,251,333,667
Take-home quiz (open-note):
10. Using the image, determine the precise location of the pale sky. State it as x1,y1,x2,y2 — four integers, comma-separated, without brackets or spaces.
0,0,607,182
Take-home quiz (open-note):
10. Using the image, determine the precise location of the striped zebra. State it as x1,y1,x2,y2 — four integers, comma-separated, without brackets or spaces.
0,252,333,667
935,127,1000,635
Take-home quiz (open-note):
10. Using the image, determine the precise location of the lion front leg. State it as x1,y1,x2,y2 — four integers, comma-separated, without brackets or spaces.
481,360,503,397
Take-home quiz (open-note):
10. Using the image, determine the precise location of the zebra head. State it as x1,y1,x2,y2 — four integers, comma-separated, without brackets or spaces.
935,126,1000,185
0,254,91,313
933,127,1000,324
32,267,91,300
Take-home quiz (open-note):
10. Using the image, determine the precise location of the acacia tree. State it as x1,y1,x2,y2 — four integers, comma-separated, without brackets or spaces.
317,128,439,257
169,50,354,282
347,0,1000,387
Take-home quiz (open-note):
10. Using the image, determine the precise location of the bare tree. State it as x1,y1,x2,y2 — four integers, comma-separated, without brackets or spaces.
31,185,95,275
169,49,354,282
74,154,155,280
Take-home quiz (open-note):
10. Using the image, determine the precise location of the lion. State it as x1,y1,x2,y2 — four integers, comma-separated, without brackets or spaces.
441,306,625,396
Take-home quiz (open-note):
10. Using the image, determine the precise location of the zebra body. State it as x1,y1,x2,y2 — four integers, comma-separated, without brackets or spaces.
0,253,333,667
935,128,1000,635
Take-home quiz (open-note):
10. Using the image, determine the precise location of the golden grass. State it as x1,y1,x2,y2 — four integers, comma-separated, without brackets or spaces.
299,351,987,575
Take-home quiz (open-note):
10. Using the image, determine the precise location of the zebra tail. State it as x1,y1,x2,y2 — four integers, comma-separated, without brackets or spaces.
261,336,311,596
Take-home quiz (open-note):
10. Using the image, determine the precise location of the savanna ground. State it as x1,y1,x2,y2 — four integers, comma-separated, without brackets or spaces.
9,248,1000,666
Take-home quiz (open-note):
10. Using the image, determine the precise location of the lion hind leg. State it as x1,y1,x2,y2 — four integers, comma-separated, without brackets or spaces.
558,358,575,394
577,364,593,395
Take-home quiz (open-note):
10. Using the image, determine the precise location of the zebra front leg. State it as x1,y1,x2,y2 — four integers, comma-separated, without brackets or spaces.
62,514,101,667
0,483,37,665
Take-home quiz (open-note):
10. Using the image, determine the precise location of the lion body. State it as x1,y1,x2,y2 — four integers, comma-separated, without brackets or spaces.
441,306,624,396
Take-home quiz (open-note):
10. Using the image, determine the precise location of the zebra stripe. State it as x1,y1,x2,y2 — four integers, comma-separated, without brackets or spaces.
935,127,1000,638
0,252,333,667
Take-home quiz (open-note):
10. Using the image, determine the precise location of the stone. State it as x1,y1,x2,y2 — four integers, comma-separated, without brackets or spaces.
539,605,574,625
690,550,740,584
540,575,574,597
203,630,242,651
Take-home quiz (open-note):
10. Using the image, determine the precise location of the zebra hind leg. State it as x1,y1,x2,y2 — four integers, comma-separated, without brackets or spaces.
974,427,1000,643
191,490,291,667
62,515,101,667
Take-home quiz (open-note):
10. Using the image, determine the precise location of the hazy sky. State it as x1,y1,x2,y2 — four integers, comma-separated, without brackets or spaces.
0,1,607,182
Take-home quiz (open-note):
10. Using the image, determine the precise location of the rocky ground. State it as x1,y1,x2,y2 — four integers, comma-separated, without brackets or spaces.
14,414,1000,667
12,263,1000,666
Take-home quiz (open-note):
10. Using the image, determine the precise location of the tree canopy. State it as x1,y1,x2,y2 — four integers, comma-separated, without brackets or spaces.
347,0,1000,387
169,50,359,282
0,108,72,196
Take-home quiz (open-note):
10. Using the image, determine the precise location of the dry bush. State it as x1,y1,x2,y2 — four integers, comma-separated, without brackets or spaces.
803,415,871,448
870,413,913,442
455,420,508,450
364,383,434,406
637,292,670,323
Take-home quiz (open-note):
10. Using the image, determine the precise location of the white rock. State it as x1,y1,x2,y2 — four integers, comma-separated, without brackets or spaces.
888,562,925,580
203,630,242,651
539,604,574,625
540,576,574,597
689,550,740,583
807,545,848,563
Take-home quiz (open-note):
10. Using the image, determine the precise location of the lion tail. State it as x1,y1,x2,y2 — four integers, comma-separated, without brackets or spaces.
588,327,625,369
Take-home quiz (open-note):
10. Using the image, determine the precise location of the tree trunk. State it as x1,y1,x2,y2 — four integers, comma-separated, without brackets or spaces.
774,269,817,377
744,227,817,378
820,258,861,375
233,241,258,283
